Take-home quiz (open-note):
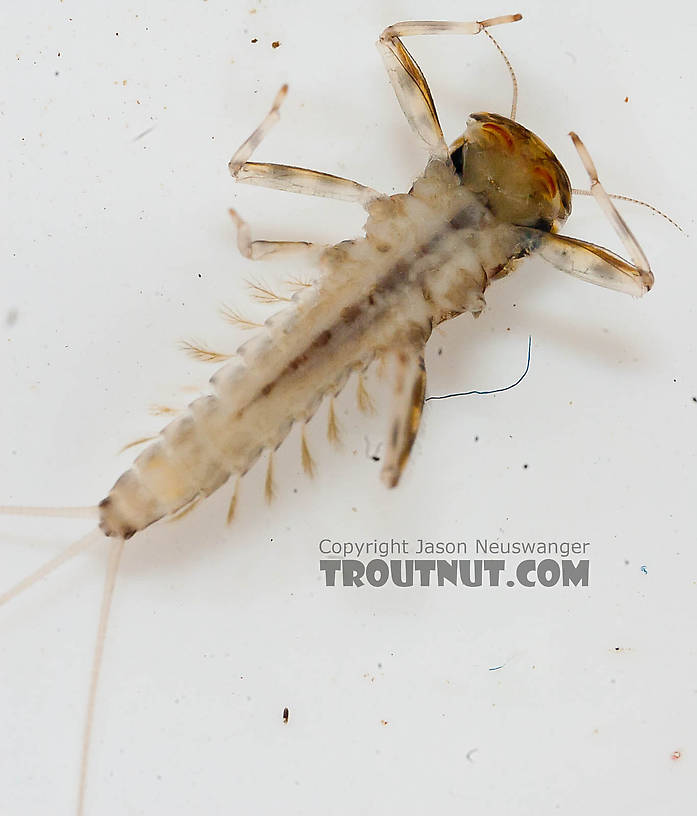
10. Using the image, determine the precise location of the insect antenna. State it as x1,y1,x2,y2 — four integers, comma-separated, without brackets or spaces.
481,28,519,120
571,188,685,234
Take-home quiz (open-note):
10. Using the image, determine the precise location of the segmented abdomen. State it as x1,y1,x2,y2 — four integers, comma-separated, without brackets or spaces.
99,160,525,538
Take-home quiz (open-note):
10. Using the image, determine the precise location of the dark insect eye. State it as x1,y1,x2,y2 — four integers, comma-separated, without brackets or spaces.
450,144,465,176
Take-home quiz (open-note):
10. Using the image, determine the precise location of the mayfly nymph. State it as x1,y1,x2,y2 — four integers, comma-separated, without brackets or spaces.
99,14,653,542
2,13,656,815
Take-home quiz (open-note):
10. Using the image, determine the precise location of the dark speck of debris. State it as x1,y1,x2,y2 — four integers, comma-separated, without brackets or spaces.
522,463,528,469
365,436,382,462
251,37,258,43
624,96,629,103
692,397,696,403
640,565,648,574
272,41,281,48
466,748,478,763
474,435,479,442
283,707,289,724
54,71,59,76
198,273,202,278
437,347,443,355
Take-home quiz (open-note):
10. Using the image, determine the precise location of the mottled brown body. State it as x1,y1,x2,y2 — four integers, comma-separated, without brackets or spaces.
99,160,529,538
99,81,653,540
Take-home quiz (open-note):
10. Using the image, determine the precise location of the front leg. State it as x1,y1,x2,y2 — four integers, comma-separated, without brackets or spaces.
524,132,654,296
381,342,428,488
378,15,522,159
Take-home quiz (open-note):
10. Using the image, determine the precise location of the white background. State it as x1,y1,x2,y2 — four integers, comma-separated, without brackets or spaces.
1,1,695,814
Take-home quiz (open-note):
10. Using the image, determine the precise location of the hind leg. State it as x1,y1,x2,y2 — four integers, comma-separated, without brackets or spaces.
381,336,429,489
228,208,325,263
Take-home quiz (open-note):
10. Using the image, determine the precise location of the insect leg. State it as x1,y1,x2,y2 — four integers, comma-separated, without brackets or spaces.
228,208,325,263
569,132,652,279
378,15,522,158
229,86,381,206
523,133,654,296
381,344,427,489
532,231,654,296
